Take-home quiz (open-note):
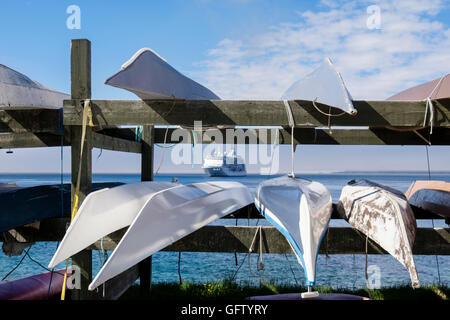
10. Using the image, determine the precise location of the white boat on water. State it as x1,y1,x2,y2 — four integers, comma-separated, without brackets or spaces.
282,58,357,115
0,64,69,109
337,179,420,288
105,48,220,100
202,151,246,177
88,181,252,290
254,176,332,297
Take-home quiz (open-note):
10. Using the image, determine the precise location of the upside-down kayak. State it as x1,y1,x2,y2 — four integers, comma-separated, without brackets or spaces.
405,180,450,222
337,179,420,288
105,48,220,100
281,58,357,115
48,182,177,268
0,269,69,300
88,181,252,290
0,64,69,108
254,175,332,297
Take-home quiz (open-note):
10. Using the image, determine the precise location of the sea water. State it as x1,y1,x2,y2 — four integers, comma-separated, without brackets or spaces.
0,172,448,289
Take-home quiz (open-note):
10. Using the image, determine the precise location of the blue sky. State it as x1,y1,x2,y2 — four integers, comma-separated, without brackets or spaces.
1,0,449,173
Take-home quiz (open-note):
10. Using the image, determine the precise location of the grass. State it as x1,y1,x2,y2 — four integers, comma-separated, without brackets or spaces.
120,280,450,301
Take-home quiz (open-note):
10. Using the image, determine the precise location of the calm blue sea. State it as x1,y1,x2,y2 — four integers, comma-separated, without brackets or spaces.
0,172,449,289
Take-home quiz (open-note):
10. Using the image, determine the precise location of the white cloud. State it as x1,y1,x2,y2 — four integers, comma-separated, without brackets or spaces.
195,0,450,100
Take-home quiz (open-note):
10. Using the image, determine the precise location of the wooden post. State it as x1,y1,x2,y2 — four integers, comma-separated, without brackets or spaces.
139,125,154,295
70,39,93,300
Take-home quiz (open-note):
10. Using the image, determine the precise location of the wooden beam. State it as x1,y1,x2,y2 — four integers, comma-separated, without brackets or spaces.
2,127,449,149
86,226,450,255
63,99,450,128
92,132,141,153
139,125,154,295
70,39,93,300
4,219,448,255
0,132,68,148
0,108,60,133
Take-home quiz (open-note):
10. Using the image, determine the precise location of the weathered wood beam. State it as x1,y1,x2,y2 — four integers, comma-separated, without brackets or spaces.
0,132,68,148
2,127,449,149
0,108,60,133
154,127,450,146
92,132,141,153
4,220,446,255
63,99,450,128
139,125,154,295
70,38,93,300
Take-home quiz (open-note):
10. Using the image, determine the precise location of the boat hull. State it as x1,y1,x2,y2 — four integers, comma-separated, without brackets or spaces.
105,48,220,100
0,269,69,300
254,175,332,286
48,182,177,268
281,58,357,115
337,179,420,288
88,181,252,290
0,64,69,109
0,182,123,234
405,180,450,219
203,165,247,177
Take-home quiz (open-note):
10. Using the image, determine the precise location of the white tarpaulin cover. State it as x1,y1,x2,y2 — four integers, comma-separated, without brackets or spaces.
0,64,69,109
282,58,357,115
105,48,220,100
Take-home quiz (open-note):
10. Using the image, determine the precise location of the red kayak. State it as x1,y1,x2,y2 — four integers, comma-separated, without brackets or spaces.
0,269,69,300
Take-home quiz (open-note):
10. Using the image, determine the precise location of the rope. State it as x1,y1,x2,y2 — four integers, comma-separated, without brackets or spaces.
431,219,442,284
312,99,346,117
230,253,247,282
283,100,296,178
61,99,93,300
1,246,31,281
422,75,445,135
424,98,435,135
425,146,432,180
247,226,265,280
425,146,441,283
178,252,183,285
284,254,299,286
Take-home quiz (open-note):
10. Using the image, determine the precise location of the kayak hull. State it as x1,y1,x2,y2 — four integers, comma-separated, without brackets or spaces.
405,180,450,218
337,179,420,288
89,181,252,290
48,182,177,268
254,175,332,286
0,269,69,300
0,64,69,109
105,48,220,100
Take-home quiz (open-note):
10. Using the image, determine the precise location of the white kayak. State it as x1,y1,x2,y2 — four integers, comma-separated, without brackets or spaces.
254,175,332,294
0,64,69,109
88,181,252,290
48,182,178,268
282,58,357,115
105,48,220,100
337,179,420,288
